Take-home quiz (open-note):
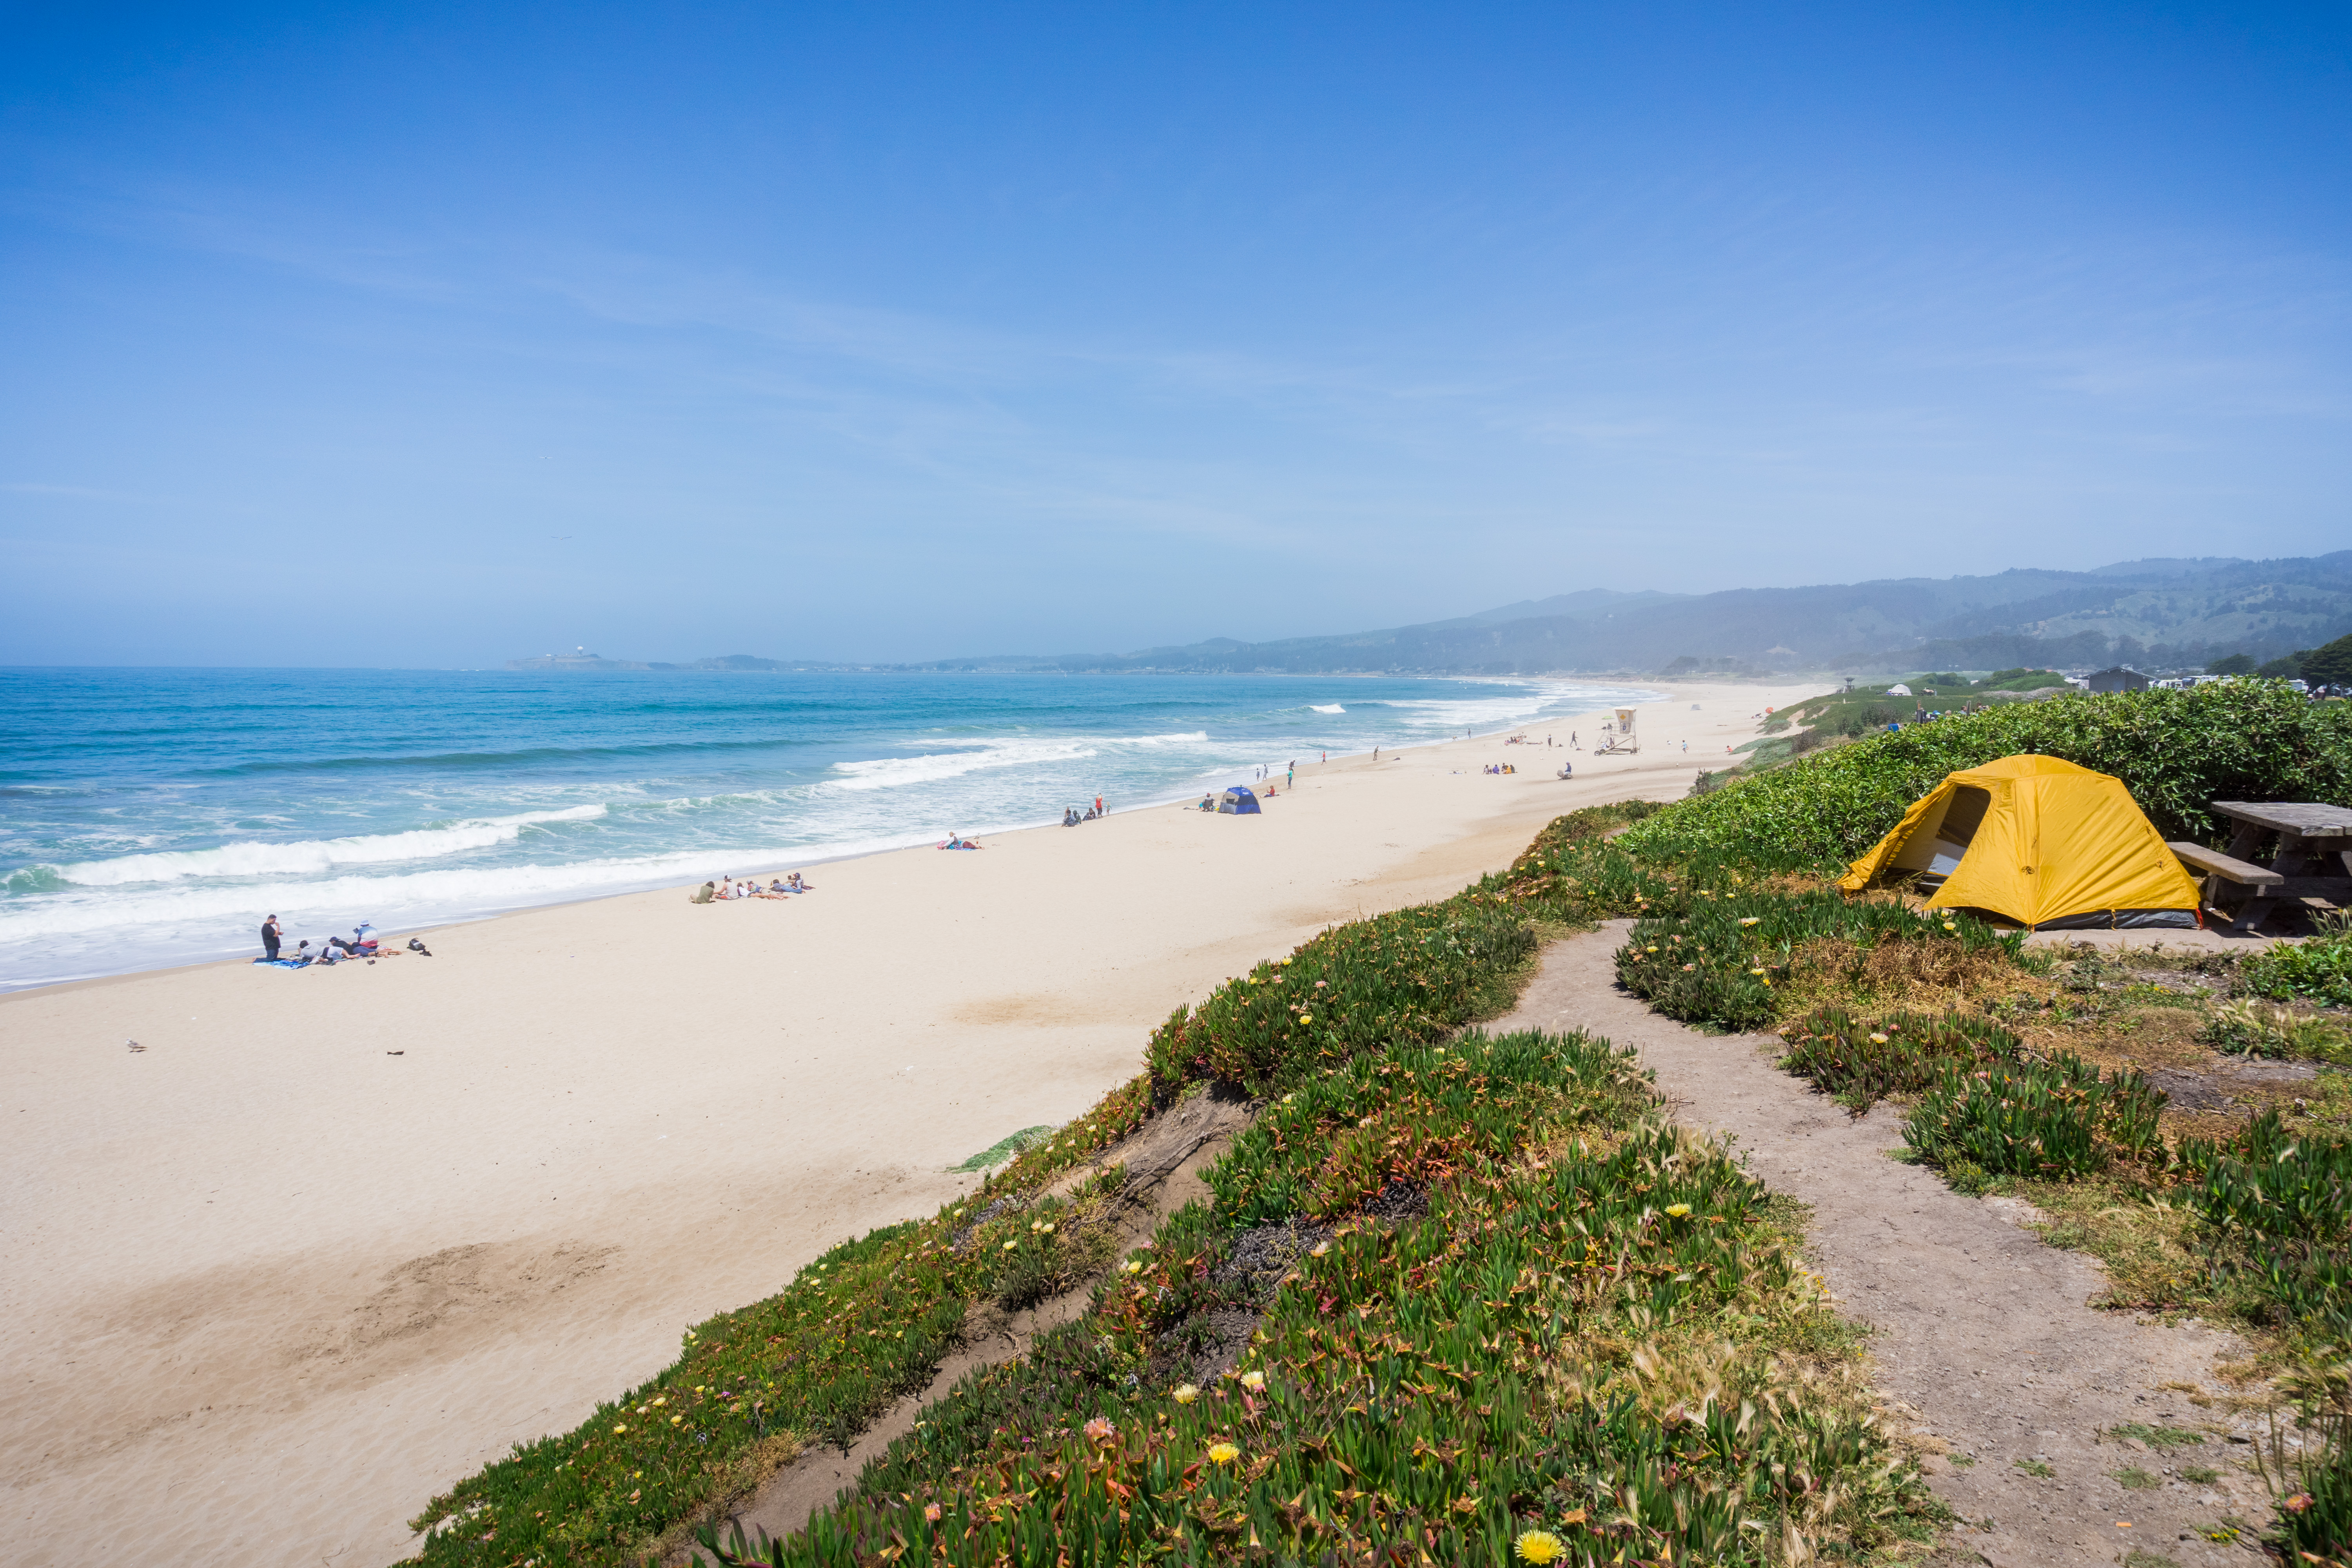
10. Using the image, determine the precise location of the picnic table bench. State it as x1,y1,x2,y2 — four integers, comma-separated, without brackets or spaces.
2176,801,2352,933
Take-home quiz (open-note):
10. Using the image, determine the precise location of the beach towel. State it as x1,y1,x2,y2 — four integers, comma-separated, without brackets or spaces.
254,957,310,968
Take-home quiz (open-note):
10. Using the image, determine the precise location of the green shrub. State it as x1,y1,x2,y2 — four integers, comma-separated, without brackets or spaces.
1902,1055,2165,1179
1778,1007,2020,1113
2241,927,2352,1010
2199,1000,2352,1064
1145,896,1536,1098
1617,889,2015,1033
1613,683,2352,871
2179,1109,2352,1335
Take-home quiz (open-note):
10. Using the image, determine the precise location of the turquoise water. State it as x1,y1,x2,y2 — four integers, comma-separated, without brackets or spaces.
0,667,1651,989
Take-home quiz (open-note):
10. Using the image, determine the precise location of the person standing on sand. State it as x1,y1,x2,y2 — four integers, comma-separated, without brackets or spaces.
261,915,281,960
1094,794,1103,817
1287,762,1294,788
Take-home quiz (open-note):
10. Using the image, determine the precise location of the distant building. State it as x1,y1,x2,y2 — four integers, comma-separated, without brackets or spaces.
2084,666,2151,693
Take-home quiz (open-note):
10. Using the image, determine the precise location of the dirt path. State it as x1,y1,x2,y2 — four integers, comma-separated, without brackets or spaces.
1492,924,2268,1568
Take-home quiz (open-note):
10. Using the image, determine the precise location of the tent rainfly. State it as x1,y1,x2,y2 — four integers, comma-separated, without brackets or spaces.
1838,754,2201,930
1217,786,1263,815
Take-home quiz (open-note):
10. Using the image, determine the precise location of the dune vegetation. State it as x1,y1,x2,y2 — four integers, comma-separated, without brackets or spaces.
403,799,1940,1568
402,683,2351,1567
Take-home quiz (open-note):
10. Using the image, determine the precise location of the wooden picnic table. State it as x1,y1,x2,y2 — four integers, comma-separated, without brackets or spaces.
2190,801,2352,932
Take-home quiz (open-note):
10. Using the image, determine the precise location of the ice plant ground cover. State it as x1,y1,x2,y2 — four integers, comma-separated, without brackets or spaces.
401,806,1653,1566
714,1031,1932,1566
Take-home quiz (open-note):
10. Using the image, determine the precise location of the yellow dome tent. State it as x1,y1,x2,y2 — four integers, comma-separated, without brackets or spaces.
1838,754,2201,930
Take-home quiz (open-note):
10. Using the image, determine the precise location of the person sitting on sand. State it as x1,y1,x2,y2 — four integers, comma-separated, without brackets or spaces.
691,881,715,904
786,871,808,891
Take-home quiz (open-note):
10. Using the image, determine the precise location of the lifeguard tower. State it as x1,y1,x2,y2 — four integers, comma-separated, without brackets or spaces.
1595,708,1640,755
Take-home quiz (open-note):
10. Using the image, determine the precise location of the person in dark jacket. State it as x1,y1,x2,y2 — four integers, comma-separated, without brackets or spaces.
261,915,281,960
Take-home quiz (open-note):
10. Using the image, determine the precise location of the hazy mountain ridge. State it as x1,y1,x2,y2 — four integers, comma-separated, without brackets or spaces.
510,553,2352,677
900,552,2352,676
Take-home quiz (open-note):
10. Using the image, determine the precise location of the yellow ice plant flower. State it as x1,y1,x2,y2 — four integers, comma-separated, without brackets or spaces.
1041,1221,1056,1234
1869,1033,1889,1044
1738,916,1761,926
612,1424,628,1434
1238,1369,1267,1392
670,1415,683,1425
652,1396,666,1406
1298,1014,1313,1025
1750,967,1766,976
1172,1383,1200,1404
1002,1240,1018,1251
1124,1258,1144,1274
1206,1441,1241,1466
1515,1529,1565,1564
1664,1203,1691,1218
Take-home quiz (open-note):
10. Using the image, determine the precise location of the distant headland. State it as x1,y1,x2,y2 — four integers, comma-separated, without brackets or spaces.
505,650,824,673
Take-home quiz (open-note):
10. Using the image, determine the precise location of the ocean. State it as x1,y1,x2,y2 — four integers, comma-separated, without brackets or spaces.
0,666,1653,991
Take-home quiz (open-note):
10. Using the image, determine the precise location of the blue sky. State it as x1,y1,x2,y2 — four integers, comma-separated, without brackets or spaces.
2,3,2347,666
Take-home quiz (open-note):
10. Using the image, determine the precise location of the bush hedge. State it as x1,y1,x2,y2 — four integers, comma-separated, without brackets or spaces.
1613,682,2352,871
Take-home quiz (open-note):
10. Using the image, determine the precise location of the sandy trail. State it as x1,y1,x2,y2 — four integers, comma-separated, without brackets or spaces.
1494,924,2264,1568
0,682,1817,1567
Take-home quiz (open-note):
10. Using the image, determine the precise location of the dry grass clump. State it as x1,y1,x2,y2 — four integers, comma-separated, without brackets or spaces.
1853,936,2020,997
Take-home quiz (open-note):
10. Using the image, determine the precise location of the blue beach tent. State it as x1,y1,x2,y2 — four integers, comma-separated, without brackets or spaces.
1217,786,1262,815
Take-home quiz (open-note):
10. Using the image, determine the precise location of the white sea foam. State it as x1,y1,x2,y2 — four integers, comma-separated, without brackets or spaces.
49,805,608,887
1310,704,1346,714
830,740,1099,791
0,837,887,947
827,732,1209,792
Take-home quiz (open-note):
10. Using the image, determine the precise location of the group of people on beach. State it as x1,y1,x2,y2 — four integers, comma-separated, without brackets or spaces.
256,915,432,966
692,872,811,902
1061,793,1106,827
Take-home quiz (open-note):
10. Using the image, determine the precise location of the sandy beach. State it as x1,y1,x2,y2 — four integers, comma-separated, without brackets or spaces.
1,682,1823,1566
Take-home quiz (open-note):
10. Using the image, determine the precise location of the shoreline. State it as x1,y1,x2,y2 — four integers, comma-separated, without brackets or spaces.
0,681,1826,1567
0,676,1668,997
